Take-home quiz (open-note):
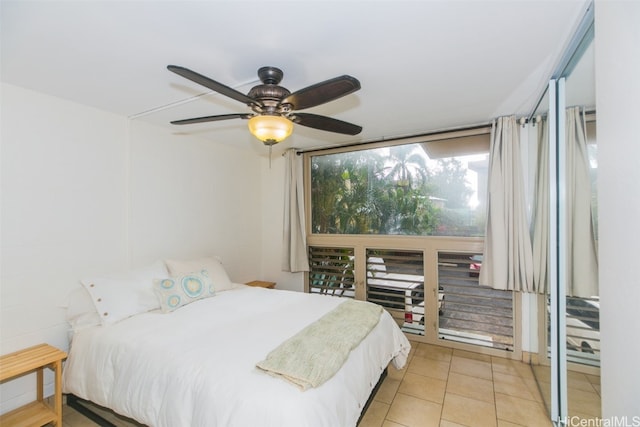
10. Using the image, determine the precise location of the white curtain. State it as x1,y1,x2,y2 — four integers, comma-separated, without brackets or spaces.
531,108,598,297
281,149,310,272
479,116,535,292
532,117,550,294
565,107,598,297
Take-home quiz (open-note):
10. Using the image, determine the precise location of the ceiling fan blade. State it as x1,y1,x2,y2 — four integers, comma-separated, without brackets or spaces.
170,113,251,125
167,65,261,107
282,75,360,110
292,113,362,135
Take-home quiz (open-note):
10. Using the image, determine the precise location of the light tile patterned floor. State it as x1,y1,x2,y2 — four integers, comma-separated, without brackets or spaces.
359,343,553,427
532,364,602,422
58,343,600,427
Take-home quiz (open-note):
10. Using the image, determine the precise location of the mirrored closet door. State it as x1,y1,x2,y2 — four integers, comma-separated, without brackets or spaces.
530,2,600,425
561,13,601,423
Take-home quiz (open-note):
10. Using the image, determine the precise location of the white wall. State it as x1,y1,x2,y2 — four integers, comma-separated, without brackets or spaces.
595,1,640,420
0,83,265,412
127,120,263,280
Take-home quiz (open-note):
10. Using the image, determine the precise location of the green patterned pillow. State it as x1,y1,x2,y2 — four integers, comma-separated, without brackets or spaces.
154,269,215,313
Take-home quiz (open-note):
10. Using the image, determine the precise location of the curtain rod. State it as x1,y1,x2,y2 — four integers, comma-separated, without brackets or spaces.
295,122,492,156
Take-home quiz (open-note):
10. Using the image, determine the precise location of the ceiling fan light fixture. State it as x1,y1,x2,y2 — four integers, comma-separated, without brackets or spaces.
248,115,293,145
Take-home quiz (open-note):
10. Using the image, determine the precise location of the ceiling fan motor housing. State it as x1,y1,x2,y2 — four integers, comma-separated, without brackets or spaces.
247,67,291,115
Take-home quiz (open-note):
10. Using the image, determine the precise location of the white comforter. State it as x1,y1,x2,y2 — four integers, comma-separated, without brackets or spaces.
63,286,410,427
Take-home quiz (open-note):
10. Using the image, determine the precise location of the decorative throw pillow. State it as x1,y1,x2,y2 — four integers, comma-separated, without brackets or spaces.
154,269,215,313
164,256,234,292
80,260,169,325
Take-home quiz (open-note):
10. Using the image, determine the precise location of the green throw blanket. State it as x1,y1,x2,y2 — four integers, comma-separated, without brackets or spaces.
256,299,383,390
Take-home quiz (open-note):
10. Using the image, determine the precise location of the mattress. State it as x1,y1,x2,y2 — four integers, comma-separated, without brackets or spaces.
63,285,410,427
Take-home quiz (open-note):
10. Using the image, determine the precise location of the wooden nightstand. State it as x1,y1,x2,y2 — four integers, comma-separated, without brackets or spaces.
0,344,67,426
246,280,276,289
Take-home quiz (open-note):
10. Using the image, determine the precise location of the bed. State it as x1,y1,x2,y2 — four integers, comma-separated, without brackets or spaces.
62,258,411,427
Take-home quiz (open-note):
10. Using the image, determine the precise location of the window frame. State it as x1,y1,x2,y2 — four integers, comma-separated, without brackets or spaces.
302,129,523,359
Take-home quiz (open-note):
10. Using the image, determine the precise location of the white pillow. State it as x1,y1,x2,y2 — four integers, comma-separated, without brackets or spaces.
66,287,102,331
164,256,233,292
153,269,215,313
81,260,169,325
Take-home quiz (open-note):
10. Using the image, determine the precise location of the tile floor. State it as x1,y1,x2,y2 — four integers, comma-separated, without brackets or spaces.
358,343,552,427
57,342,600,427
531,364,602,422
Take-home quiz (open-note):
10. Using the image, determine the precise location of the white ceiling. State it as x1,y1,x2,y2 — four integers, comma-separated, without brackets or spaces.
1,1,591,156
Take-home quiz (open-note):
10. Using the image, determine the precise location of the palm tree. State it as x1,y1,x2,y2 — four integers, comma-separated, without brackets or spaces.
385,145,429,188
310,145,439,235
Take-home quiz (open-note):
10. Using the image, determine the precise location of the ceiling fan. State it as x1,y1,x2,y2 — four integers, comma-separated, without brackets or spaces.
167,65,362,146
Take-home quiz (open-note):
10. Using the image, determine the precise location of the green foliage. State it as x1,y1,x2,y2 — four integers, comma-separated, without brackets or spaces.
310,144,480,236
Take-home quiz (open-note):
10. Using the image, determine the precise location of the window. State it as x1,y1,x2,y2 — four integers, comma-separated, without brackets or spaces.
308,246,355,298
438,252,514,351
310,136,489,237
365,249,426,331
304,129,518,355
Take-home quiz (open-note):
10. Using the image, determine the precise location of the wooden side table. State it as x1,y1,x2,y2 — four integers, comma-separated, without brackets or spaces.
246,280,276,289
0,343,67,426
